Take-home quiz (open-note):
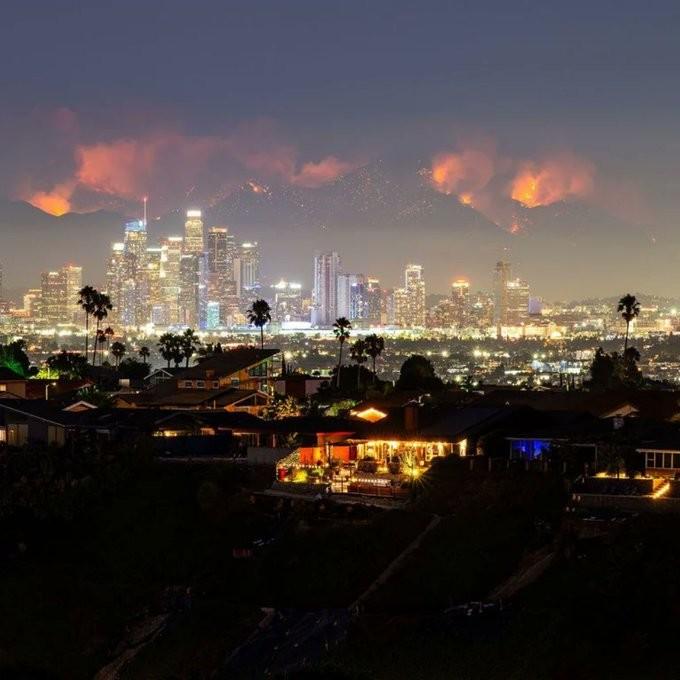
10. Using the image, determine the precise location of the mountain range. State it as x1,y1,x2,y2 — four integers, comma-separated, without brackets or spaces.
0,161,664,301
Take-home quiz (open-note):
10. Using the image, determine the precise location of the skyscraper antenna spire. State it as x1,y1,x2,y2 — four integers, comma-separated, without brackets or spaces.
143,195,148,227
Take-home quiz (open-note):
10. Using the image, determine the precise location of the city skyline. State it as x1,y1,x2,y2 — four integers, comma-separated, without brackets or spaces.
2,2,680,298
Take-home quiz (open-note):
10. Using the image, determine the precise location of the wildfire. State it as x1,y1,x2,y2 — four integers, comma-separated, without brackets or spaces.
458,192,473,206
510,154,594,208
28,187,72,216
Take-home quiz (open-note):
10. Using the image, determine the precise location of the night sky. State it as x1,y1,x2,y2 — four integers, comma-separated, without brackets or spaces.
2,1,680,297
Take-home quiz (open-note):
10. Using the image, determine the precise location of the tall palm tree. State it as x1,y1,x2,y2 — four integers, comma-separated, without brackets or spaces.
110,341,126,367
180,328,201,367
364,333,385,383
138,346,150,364
77,285,97,361
349,338,368,391
103,326,114,357
95,330,107,365
332,317,352,389
618,294,640,352
157,333,177,368
91,292,113,365
246,299,272,350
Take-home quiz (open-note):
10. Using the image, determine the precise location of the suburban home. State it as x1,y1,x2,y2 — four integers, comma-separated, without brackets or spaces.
0,368,28,398
115,347,280,416
0,400,94,447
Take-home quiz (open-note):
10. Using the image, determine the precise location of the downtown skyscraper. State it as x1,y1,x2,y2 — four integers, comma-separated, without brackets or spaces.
311,251,341,327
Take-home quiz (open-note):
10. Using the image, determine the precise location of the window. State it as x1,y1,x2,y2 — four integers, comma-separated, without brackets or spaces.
196,380,205,388
0,384,6,392
182,381,193,388
646,452,655,468
665,453,674,469
0,428,6,442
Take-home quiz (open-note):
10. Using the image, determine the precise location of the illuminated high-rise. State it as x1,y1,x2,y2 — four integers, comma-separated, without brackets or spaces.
451,279,471,327
271,280,303,322
234,241,260,299
184,209,204,254
62,264,83,324
207,226,238,322
399,264,426,327
160,236,183,325
40,270,67,325
311,251,341,327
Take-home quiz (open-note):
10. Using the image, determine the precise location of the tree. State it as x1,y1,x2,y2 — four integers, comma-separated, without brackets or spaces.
91,292,113,365
332,317,352,389
246,299,271,350
0,340,36,377
158,333,178,368
589,346,643,391
95,330,107,365
78,285,97,362
138,346,150,364
618,293,640,352
45,350,88,379
110,341,126,367
396,354,444,391
364,334,385,383
104,326,115,357
180,328,201,367
349,338,368,391
118,357,150,380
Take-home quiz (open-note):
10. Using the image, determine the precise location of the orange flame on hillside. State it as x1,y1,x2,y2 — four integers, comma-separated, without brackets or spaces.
28,184,73,216
429,148,495,205
510,154,594,208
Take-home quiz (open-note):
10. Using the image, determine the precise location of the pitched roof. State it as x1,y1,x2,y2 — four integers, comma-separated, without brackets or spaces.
176,348,279,380
117,387,267,408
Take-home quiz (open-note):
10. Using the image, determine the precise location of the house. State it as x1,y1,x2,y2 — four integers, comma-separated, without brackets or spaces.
116,347,280,416
274,373,329,398
144,367,185,387
0,368,28,398
0,400,89,447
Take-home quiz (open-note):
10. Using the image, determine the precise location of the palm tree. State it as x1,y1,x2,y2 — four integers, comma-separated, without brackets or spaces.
618,294,640,352
95,330,107,365
77,285,97,361
180,328,201,367
138,346,150,364
91,292,113,365
332,317,352,389
157,333,177,368
246,299,272,350
110,341,126,367
349,338,368,391
104,326,114,357
364,333,385,383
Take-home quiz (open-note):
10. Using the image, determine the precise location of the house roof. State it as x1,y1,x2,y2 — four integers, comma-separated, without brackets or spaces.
473,388,680,421
0,367,26,381
117,387,267,408
176,348,279,380
0,400,85,426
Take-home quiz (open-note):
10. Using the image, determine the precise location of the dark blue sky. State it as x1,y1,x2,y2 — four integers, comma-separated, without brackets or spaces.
2,1,680,295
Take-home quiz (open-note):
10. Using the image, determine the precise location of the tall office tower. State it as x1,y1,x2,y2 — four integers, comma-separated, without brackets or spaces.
62,264,83,324
393,287,410,327
40,270,67,325
493,260,512,330
364,278,383,326
337,273,367,321
271,280,303,322
123,219,148,265
105,243,128,326
145,247,163,324
184,209,204,254
311,251,341,327
24,289,42,320
160,236,183,325
451,279,471,327
506,278,530,325
207,226,238,322
234,241,260,299
404,264,426,327
179,253,208,328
